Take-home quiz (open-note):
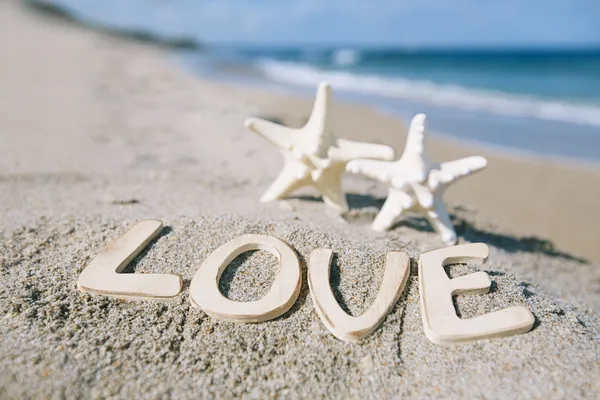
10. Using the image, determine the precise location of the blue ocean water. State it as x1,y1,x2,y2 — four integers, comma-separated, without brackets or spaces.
30,0,600,164
233,47,600,103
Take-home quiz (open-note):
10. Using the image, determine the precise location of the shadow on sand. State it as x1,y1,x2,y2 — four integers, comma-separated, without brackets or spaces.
295,193,589,264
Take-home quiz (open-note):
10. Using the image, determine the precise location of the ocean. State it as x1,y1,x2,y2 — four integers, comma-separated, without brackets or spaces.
32,0,600,165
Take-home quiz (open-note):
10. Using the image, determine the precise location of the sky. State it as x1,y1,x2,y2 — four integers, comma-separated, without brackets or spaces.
50,0,600,47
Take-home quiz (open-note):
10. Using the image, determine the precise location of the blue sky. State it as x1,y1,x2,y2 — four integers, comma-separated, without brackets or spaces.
55,0,600,47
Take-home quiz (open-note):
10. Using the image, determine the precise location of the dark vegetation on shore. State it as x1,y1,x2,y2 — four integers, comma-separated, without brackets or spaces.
26,0,202,50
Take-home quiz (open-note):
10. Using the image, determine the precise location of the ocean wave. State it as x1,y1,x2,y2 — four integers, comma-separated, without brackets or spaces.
331,49,361,67
257,59,600,127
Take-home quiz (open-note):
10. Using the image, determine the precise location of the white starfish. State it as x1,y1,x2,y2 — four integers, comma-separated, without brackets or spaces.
245,81,395,212
346,113,488,245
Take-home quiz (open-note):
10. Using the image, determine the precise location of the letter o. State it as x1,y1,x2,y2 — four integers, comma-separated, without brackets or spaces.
189,234,301,323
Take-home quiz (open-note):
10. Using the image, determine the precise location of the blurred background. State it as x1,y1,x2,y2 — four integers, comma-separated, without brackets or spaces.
31,0,600,162
3,0,600,264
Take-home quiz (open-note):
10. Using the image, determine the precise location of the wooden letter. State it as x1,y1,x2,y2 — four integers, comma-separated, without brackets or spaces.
308,249,410,342
419,243,535,345
189,234,301,323
77,220,183,300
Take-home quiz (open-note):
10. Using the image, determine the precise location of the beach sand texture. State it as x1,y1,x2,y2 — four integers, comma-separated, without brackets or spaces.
1,1,599,398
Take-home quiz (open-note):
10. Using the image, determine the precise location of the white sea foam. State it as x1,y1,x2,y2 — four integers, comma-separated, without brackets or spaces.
331,49,361,67
257,59,600,127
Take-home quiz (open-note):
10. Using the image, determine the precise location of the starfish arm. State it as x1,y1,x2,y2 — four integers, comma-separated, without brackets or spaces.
302,81,335,158
410,182,435,209
346,159,395,183
313,166,348,212
424,196,457,245
372,189,415,231
305,81,333,135
401,113,427,158
245,117,296,151
260,160,310,203
429,156,488,191
331,139,395,162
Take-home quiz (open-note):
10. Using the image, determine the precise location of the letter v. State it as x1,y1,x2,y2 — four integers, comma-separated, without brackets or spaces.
77,220,182,300
308,249,410,342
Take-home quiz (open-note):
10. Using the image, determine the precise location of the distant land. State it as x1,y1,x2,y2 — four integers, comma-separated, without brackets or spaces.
27,0,201,49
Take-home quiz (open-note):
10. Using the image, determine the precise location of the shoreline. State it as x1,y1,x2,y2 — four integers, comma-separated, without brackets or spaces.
236,75,600,172
180,54,600,170
182,51,600,161
430,129,600,173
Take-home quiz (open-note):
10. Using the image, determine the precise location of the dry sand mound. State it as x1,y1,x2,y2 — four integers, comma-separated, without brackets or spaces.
1,215,598,399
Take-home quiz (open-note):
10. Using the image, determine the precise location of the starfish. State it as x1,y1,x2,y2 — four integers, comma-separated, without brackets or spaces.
245,81,395,212
346,113,487,245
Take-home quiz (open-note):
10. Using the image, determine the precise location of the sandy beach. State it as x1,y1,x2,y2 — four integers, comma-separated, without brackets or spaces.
1,1,599,398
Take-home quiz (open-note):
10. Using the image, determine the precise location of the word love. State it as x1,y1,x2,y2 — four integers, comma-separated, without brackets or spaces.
77,220,534,345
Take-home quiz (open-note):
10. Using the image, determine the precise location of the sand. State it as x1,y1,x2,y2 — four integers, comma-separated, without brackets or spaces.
2,215,600,399
1,1,599,398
